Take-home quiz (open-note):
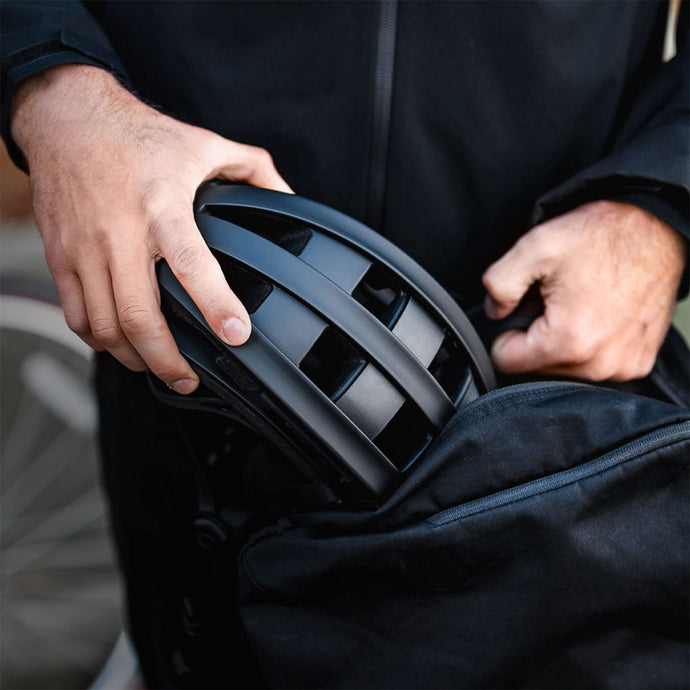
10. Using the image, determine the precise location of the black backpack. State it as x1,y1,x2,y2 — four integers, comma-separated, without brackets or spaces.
233,330,689,689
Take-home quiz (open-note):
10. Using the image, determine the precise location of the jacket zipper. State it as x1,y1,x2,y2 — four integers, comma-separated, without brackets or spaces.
366,0,398,232
429,422,690,527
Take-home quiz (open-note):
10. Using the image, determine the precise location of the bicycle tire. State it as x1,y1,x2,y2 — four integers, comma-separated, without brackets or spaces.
1,287,136,690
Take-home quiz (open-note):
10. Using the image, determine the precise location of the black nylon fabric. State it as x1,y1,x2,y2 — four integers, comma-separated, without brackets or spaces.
237,383,690,689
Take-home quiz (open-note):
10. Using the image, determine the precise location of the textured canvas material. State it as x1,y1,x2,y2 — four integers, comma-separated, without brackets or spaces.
238,382,689,689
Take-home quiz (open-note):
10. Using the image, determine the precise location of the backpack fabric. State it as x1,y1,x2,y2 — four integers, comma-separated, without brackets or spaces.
237,380,689,688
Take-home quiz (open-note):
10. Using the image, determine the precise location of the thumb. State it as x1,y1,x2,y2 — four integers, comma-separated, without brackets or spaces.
482,236,544,320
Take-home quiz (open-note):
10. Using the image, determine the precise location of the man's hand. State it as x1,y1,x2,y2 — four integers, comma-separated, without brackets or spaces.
11,64,292,394
482,200,687,381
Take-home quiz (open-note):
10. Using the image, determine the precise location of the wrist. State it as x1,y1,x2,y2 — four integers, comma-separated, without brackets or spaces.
582,199,687,282
10,64,130,167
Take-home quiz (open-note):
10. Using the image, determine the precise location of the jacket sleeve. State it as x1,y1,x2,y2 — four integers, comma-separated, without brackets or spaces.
532,2,689,242
1,0,130,168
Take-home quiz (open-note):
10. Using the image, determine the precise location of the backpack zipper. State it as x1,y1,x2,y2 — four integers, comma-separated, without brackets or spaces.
429,422,690,527
366,0,398,232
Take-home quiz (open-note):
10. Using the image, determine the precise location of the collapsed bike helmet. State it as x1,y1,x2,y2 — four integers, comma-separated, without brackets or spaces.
151,183,495,502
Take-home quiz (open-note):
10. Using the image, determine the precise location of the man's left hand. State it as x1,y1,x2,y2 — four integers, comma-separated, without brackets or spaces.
482,200,687,381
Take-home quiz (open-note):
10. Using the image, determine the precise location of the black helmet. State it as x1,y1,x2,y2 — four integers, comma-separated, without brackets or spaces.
151,183,495,503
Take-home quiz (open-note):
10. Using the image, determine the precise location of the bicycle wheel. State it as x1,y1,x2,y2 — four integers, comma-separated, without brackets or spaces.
1,288,127,690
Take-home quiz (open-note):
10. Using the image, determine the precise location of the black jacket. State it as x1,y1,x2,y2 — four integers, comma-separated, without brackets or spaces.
3,4,689,687
2,0,688,304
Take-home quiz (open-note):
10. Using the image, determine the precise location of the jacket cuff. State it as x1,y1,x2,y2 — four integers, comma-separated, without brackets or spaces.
535,175,688,236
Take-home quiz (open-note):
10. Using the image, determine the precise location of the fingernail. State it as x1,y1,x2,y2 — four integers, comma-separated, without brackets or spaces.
222,316,250,345
172,378,198,395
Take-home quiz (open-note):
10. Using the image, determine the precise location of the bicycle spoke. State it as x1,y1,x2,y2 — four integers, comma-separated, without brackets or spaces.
1,290,126,688
2,428,91,525
10,579,121,606
3,487,107,577
1,384,46,480
4,601,105,673
22,351,97,434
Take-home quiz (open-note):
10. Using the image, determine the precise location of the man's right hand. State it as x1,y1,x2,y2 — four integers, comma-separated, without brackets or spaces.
11,64,292,394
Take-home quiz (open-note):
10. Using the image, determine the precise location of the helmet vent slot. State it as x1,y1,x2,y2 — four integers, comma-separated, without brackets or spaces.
211,251,273,314
373,401,433,471
206,205,312,255
351,265,406,327
428,336,472,403
299,327,366,400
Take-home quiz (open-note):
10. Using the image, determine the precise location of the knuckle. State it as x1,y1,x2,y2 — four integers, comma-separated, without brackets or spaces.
482,266,511,301
45,238,79,274
119,302,156,337
579,360,615,382
141,182,178,221
522,226,559,267
150,217,193,258
636,355,656,379
481,265,499,291
616,354,656,382
199,131,227,159
91,319,123,348
43,240,65,269
251,146,275,169
525,224,550,249
168,241,206,277
557,329,597,364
